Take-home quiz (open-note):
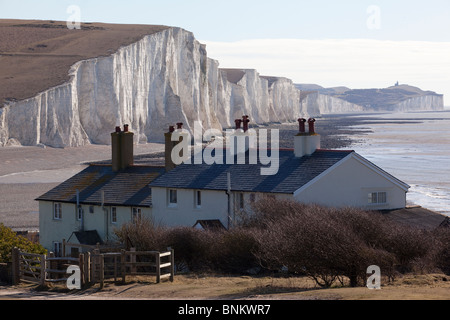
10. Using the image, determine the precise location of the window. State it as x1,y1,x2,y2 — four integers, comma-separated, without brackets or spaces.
239,193,245,210
89,205,95,214
53,203,62,220
132,207,142,223
53,242,62,257
70,247,79,258
169,189,178,206
250,194,256,203
111,207,117,224
76,206,83,221
368,192,387,204
195,190,202,208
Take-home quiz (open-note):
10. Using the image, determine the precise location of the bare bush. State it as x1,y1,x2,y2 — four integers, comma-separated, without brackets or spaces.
114,217,167,252
113,198,448,285
432,227,450,275
209,228,260,273
250,198,441,287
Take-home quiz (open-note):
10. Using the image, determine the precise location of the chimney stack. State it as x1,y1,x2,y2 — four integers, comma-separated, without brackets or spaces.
165,123,189,172
294,118,320,158
111,124,134,172
165,126,177,172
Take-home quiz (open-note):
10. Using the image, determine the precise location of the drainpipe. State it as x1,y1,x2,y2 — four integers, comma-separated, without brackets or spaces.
226,172,232,229
77,190,84,231
101,190,109,242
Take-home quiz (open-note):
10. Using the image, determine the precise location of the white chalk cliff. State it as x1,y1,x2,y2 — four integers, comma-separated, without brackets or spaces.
0,27,443,147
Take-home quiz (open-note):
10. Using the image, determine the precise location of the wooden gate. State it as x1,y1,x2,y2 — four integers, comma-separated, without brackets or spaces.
11,247,174,288
11,248,46,286
11,247,80,286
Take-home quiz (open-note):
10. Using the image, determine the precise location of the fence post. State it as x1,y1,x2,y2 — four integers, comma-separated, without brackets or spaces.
92,249,99,283
79,253,85,287
39,254,46,286
99,254,104,290
156,252,161,284
169,247,175,282
130,248,136,275
11,247,20,285
84,252,90,284
121,249,126,284
48,252,55,280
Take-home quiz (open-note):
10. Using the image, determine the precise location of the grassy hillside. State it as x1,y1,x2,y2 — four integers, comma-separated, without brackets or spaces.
0,19,168,105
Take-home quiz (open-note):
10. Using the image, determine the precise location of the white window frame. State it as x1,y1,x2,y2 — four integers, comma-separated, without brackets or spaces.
368,192,387,204
239,193,245,210
195,190,202,209
76,205,83,221
52,241,62,257
132,207,142,223
53,203,62,220
168,189,178,207
111,207,117,224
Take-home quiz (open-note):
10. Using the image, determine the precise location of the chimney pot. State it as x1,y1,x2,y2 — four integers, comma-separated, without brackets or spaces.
177,122,183,130
308,118,316,134
169,126,175,133
123,124,129,132
235,119,242,130
298,118,307,133
242,115,250,132
115,126,121,133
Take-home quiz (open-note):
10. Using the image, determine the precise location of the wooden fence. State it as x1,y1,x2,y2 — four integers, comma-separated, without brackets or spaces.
11,247,174,288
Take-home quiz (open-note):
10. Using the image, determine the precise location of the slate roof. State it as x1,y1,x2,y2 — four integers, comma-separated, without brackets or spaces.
379,207,449,230
70,230,104,245
193,220,227,231
36,165,165,207
149,149,354,194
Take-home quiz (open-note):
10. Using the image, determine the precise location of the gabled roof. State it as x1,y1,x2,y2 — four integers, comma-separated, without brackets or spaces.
149,149,354,194
193,220,227,231
36,165,165,207
70,230,104,245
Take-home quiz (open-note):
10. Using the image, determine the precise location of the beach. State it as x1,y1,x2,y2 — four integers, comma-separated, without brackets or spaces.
330,111,450,216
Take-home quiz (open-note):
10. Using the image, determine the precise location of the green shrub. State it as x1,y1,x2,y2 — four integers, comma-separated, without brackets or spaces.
0,224,47,262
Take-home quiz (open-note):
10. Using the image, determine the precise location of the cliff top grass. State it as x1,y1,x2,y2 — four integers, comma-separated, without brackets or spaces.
0,19,169,105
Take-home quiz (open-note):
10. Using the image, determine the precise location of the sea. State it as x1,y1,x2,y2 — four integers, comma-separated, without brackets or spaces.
336,110,450,217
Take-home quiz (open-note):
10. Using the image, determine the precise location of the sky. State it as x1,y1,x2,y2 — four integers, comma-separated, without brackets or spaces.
1,0,450,105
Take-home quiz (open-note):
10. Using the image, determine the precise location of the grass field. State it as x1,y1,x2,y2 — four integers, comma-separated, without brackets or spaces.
1,273,449,300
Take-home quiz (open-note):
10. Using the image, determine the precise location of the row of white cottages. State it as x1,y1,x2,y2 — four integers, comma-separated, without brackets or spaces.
37,119,410,253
